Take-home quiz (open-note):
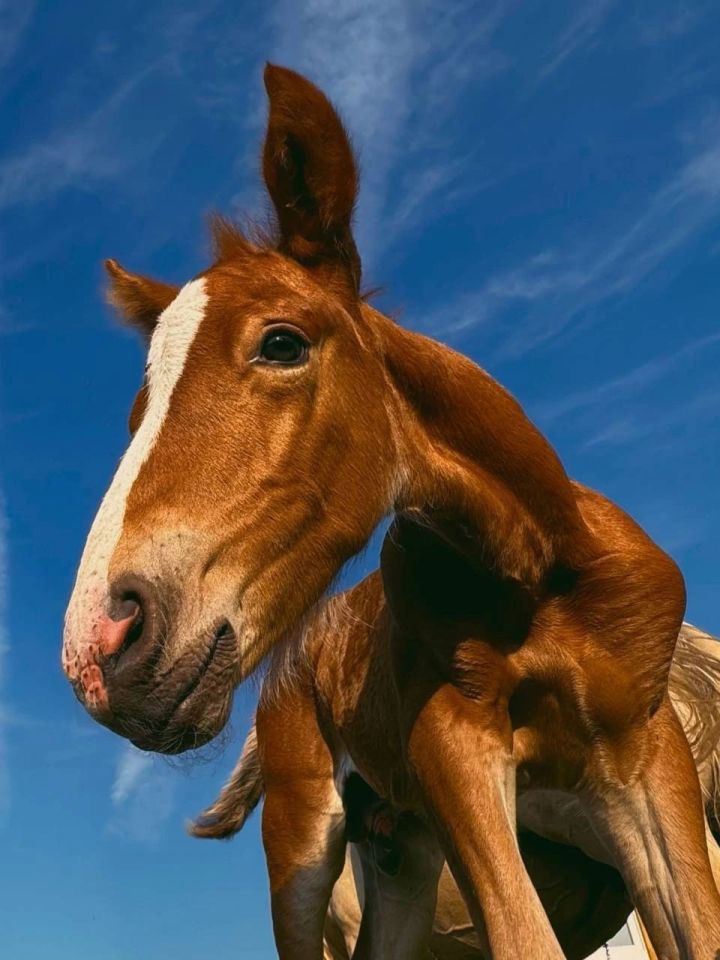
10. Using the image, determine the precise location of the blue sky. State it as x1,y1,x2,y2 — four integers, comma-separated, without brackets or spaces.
1,1,719,956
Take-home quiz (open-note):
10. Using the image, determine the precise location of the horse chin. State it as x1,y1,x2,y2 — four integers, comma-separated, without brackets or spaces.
133,674,236,755
129,700,233,755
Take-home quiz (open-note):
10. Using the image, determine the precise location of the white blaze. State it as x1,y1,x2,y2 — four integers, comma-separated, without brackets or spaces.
63,278,209,667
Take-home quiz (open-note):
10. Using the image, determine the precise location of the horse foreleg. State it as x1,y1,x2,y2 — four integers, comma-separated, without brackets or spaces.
351,813,443,960
259,695,346,960
407,684,565,960
586,697,720,960
263,783,346,960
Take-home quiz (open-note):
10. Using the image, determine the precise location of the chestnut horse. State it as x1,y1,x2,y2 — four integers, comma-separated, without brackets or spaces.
192,618,720,959
62,65,720,957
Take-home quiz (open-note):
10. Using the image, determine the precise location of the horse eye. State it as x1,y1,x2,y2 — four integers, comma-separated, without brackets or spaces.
258,328,309,365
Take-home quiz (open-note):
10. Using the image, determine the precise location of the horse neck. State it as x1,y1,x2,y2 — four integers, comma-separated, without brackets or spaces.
370,310,593,589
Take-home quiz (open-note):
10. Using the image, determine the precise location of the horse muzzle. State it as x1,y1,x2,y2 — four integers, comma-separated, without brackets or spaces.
63,574,238,753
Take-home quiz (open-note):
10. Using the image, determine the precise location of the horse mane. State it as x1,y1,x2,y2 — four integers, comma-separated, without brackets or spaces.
669,623,720,831
257,582,372,711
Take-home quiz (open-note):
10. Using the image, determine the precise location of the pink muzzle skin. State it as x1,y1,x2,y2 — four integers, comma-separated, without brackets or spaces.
64,610,139,712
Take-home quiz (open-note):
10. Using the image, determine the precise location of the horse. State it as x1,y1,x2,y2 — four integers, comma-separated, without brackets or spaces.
61,64,720,958
192,615,720,959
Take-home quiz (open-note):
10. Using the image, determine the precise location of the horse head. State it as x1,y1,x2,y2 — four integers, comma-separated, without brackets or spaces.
62,66,400,753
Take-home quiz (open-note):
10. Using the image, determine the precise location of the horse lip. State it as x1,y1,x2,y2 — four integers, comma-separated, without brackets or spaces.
165,620,235,716
101,620,238,753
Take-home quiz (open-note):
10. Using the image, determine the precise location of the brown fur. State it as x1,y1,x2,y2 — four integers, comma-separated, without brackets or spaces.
66,65,720,958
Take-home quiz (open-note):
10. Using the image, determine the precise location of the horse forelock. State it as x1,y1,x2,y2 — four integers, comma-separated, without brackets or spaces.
208,213,279,265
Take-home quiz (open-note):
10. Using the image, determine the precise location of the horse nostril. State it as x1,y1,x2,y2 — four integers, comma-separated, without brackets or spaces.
104,576,162,670
96,592,143,663
108,594,144,659
110,596,141,624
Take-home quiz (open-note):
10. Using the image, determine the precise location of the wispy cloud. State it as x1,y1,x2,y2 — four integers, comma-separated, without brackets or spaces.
632,1,708,46
111,745,153,805
109,744,177,844
269,0,510,264
421,127,720,359
533,331,720,424
580,383,720,453
525,331,720,464
0,3,236,219
0,0,34,70
537,0,618,79
0,1,510,273
0,5,234,286
0,482,9,824
0,65,161,214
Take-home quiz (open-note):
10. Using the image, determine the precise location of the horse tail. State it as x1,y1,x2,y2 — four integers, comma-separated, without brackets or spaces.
669,623,720,835
188,722,264,839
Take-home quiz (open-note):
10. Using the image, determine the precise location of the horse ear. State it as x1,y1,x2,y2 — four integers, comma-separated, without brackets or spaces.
104,259,179,338
262,64,361,293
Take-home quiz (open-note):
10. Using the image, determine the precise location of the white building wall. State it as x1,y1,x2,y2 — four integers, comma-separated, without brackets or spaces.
586,914,650,959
